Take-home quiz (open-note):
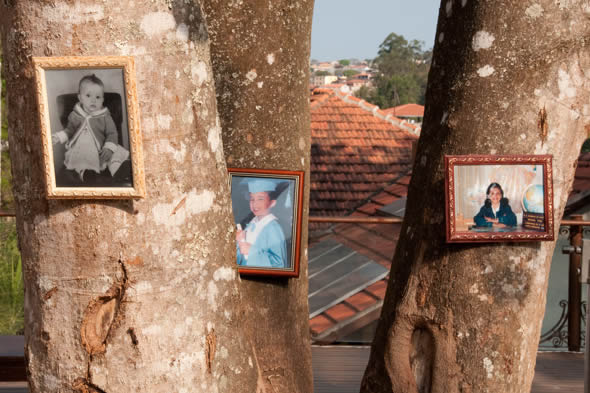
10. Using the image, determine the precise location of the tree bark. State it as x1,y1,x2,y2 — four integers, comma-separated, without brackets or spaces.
201,1,314,392
1,1,259,391
361,1,589,392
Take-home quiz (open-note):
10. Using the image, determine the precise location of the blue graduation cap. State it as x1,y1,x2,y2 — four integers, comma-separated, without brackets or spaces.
245,178,280,194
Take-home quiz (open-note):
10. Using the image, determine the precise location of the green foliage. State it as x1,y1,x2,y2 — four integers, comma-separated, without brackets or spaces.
0,218,24,335
357,32,431,107
1,76,6,140
342,70,360,79
1,48,15,210
338,59,350,66
314,70,331,76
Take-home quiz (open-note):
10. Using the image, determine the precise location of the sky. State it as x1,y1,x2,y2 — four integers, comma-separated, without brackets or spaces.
311,0,441,61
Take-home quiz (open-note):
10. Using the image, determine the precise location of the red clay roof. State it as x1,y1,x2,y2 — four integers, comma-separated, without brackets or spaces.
310,88,418,220
309,172,411,340
383,103,424,118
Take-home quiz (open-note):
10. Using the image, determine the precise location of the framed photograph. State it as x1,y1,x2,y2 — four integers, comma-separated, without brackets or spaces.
33,56,145,199
445,155,554,243
228,168,304,277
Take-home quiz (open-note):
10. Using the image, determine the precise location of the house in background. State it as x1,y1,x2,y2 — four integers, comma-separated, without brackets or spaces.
382,103,424,126
311,61,337,74
344,77,371,93
310,74,339,88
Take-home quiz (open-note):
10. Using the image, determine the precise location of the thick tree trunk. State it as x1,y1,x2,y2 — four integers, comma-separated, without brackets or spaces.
201,1,314,392
361,1,588,392
1,1,258,391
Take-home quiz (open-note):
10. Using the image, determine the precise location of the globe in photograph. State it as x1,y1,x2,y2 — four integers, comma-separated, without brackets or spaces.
522,184,544,213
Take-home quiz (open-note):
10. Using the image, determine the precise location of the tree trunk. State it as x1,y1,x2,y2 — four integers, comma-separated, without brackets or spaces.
201,1,314,392
0,1,259,391
361,1,588,392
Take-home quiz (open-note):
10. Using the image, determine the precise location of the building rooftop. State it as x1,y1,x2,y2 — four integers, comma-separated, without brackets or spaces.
309,171,411,342
382,103,424,118
310,88,418,220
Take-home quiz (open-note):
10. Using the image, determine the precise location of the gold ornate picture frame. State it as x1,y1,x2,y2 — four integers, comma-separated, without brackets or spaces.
445,155,554,243
33,56,145,199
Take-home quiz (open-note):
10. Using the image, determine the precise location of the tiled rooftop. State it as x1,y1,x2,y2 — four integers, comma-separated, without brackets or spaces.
310,88,418,220
382,103,424,118
309,172,411,341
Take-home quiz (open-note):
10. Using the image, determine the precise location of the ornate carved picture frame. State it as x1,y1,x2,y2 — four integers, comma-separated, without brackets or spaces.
33,56,145,199
228,168,304,277
445,155,554,243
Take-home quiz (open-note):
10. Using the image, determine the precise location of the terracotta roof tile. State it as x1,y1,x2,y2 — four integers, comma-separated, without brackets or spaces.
310,315,336,335
365,279,388,299
370,192,400,206
346,291,381,312
324,303,358,323
383,183,409,196
310,88,418,218
383,103,425,117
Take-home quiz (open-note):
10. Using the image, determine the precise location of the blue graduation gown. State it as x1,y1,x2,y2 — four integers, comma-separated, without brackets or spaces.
237,219,287,268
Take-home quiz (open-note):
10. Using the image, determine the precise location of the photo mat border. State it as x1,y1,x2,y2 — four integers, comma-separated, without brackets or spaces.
33,56,145,199
445,154,554,243
228,167,304,277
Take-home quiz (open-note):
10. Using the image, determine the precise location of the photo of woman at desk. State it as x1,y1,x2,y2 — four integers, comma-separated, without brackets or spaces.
447,157,552,242
473,182,517,229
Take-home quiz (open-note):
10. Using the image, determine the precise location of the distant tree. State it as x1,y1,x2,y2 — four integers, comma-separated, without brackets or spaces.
0,49,12,210
359,32,431,107
314,70,331,76
343,70,360,79
339,59,350,66
356,85,373,100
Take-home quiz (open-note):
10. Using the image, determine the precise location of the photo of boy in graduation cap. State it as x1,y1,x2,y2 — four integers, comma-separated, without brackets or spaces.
234,177,293,269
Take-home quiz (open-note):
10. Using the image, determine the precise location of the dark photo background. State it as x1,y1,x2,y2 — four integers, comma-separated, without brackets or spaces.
44,68,130,181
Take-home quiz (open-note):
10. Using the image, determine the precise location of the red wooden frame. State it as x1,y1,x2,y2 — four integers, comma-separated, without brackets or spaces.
445,155,554,243
228,167,304,277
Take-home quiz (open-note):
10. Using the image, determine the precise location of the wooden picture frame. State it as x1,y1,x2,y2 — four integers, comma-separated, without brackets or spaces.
33,56,145,199
228,168,304,277
445,155,554,243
